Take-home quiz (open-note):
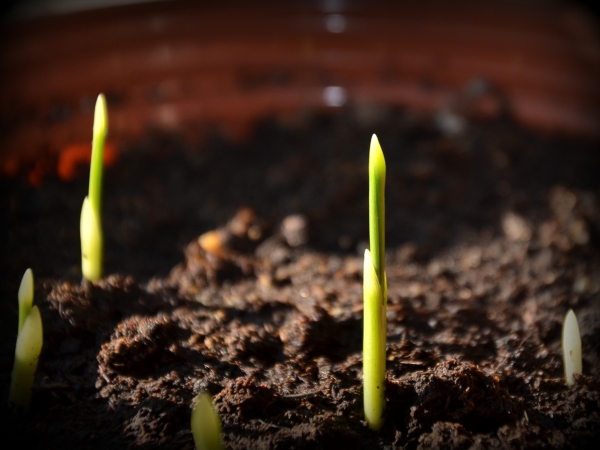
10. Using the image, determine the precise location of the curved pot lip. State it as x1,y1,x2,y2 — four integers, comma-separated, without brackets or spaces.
1,0,599,180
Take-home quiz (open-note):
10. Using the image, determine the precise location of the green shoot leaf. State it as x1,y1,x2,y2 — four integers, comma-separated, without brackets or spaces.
18,268,34,334
191,392,223,450
89,93,108,215
9,305,43,410
369,134,386,286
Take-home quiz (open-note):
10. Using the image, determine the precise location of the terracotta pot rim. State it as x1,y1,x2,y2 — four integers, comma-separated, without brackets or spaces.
1,0,599,180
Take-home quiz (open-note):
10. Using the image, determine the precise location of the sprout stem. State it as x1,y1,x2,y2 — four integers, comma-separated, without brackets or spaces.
363,249,386,430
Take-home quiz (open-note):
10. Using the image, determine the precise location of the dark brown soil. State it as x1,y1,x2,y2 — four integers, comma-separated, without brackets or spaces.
1,108,599,449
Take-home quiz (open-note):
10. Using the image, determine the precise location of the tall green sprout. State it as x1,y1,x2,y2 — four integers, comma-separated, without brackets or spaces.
363,134,387,431
80,93,108,281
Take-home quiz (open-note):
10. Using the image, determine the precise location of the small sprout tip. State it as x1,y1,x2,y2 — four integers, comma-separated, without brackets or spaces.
9,305,43,411
93,93,108,138
18,268,34,333
191,392,223,450
562,309,582,386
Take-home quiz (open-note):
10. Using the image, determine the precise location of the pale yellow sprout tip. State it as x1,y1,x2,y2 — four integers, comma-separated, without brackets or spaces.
369,134,386,173
93,93,108,137
191,392,223,450
562,309,582,386
18,268,34,333
9,305,43,410
370,134,381,149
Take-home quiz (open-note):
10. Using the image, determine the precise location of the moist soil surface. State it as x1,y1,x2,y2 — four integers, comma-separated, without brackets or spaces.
1,109,600,449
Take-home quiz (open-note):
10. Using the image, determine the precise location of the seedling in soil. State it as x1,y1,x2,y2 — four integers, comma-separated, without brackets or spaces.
191,392,223,450
17,268,34,333
363,134,387,431
9,304,43,410
80,94,108,281
562,309,582,386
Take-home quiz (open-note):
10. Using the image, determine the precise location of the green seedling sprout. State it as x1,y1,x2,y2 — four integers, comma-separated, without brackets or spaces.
363,134,387,431
80,93,108,281
562,309,582,386
18,268,34,333
9,305,43,410
191,392,223,450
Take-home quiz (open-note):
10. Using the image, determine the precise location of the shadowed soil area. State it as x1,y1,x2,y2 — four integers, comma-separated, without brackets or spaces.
1,109,599,449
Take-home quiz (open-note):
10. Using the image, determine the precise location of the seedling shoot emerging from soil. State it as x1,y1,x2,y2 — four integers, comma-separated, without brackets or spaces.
191,392,223,450
9,304,43,410
363,134,387,431
562,309,582,386
80,94,108,281
18,268,34,333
